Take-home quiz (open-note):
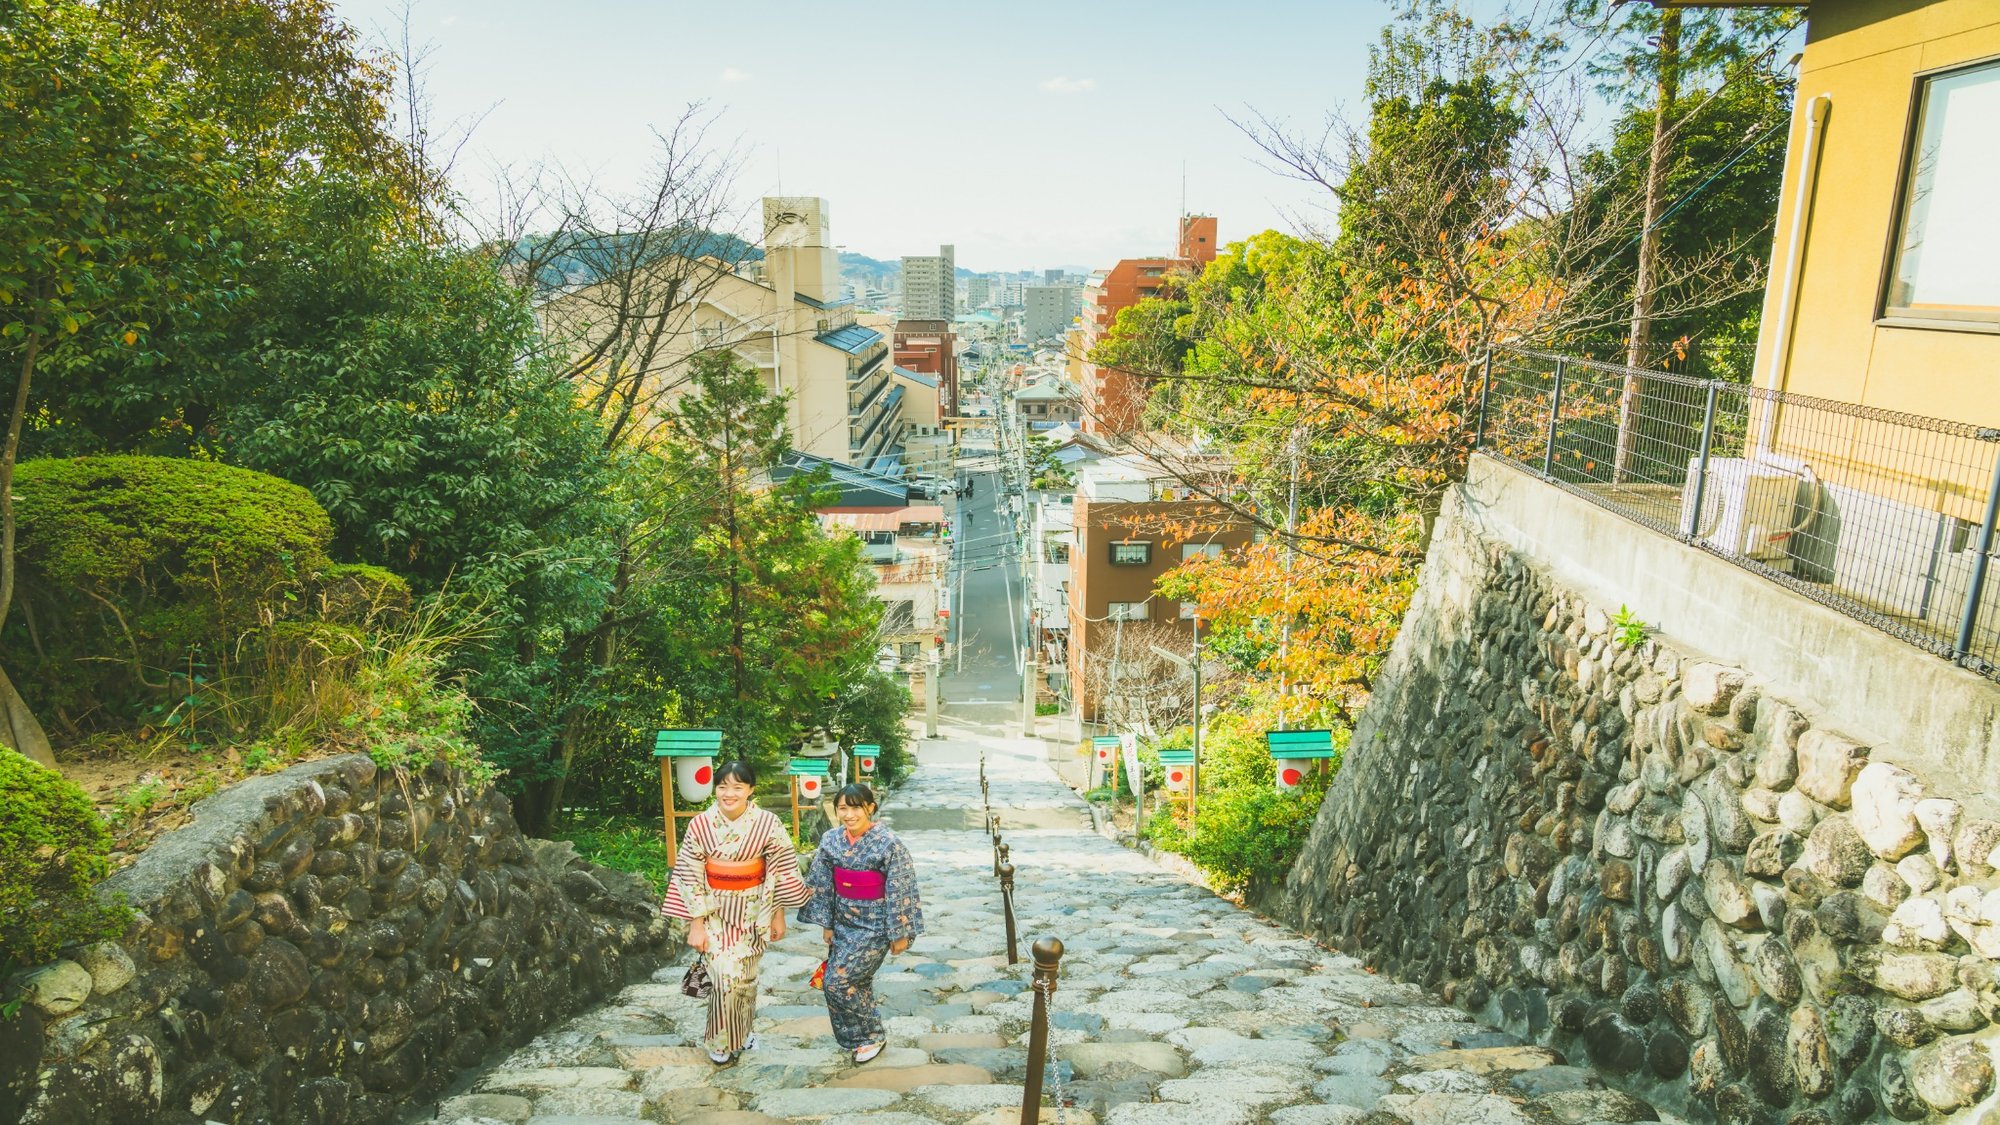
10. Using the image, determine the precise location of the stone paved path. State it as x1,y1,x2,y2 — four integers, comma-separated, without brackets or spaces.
428,710,1680,1125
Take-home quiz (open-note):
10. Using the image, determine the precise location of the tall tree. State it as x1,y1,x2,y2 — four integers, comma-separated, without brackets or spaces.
0,0,246,764
667,352,792,704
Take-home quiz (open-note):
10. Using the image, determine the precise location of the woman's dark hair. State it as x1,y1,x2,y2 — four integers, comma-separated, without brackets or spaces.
714,760,757,788
833,782,876,809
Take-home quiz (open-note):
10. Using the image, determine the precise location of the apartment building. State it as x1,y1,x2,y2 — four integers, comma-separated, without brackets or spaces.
900,245,956,320
793,452,949,660
893,319,960,419
1024,285,1080,342
1065,453,1252,722
1078,215,1217,436
538,196,899,470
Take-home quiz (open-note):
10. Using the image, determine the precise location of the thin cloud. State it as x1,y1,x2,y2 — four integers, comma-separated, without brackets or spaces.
1040,77,1096,95
721,67,752,83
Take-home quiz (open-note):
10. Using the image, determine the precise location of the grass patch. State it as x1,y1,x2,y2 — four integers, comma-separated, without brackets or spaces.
552,813,671,893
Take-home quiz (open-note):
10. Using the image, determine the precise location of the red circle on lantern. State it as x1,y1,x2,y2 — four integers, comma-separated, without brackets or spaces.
694,765,713,785
1280,767,1303,786
1097,748,1109,759
1169,769,1186,783
861,758,875,770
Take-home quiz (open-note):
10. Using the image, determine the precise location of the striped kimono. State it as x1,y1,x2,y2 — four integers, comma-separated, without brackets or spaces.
662,805,811,1052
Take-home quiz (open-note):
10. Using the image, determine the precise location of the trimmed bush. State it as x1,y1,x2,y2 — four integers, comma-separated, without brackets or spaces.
0,754,129,966
316,563,412,624
6,456,336,727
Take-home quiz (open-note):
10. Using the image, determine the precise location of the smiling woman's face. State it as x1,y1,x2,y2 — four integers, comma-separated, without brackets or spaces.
835,798,874,833
715,777,753,817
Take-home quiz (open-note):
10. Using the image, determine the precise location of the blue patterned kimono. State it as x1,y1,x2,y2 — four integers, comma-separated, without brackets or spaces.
800,823,924,1048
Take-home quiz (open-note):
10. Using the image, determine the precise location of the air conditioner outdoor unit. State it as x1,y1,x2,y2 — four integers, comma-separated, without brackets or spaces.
1680,453,1815,572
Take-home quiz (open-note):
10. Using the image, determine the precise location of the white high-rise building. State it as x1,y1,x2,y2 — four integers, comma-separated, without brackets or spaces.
900,244,955,320
1025,285,1080,342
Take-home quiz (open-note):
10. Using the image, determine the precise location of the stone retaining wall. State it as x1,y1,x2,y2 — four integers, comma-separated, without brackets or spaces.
1,754,677,1124
1278,470,2000,1122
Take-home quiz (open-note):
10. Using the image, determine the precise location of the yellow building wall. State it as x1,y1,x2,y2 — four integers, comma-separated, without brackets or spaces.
1762,0,2000,423
1752,0,2000,523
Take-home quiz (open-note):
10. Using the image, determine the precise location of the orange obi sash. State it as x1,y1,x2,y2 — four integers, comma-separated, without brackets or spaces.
705,857,766,891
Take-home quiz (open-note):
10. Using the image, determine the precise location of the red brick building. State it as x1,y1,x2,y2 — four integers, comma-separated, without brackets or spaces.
893,320,959,419
1065,452,1251,722
1078,215,1217,437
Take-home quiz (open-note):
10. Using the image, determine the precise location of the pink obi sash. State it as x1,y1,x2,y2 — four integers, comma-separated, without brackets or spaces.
833,867,886,900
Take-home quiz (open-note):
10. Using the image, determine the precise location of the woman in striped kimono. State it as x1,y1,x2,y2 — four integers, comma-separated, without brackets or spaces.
662,760,812,1065
800,782,924,1063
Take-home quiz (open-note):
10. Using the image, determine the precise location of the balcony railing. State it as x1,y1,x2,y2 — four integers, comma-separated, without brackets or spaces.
1476,347,2000,677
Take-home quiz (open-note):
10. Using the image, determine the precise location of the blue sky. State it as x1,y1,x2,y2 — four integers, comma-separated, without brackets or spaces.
331,1,1511,271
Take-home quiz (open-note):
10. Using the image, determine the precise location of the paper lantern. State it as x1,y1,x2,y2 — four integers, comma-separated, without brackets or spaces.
797,773,825,800
1274,761,1308,793
857,754,877,776
1265,730,1333,796
1164,764,1189,792
676,756,716,801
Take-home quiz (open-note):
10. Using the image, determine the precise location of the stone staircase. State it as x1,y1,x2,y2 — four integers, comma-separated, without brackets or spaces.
423,716,1677,1125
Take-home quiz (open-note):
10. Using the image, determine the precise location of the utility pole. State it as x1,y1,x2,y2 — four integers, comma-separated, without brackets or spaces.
925,649,940,738
1190,612,1203,823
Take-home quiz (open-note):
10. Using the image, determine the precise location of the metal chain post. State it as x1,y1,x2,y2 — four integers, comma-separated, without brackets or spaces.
1473,348,1493,449
999,861,1019,965
1020,938,1065,1125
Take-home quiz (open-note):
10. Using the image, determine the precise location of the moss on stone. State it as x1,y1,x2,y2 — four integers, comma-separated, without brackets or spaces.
0,754,129,966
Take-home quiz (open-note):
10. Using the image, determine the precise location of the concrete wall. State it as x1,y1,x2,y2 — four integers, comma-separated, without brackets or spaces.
2,756,676,1124
1278,455,2000,1120
1457,454,2000,816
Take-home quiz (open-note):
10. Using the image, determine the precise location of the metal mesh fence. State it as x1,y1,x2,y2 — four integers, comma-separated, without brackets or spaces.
1477,347,2000,676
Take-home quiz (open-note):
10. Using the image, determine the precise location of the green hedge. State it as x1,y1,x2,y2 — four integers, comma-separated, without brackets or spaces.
6,456,341,729
0,753,129,966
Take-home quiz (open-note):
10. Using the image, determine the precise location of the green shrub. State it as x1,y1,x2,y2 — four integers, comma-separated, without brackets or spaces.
551,813,669,893
1173,783,1323,893
317,563,413,624
7,456,335,729
1138,712,1339,894
0,754,131,966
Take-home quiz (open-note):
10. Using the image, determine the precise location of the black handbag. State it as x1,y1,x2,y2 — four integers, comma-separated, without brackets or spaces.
680,956,713,999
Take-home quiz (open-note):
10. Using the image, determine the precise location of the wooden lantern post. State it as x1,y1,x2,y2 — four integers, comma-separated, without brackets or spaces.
1091,735,1120,793
653,729,723,871
1157,748,1195,827
1266,728,1338,794
787,757,831,842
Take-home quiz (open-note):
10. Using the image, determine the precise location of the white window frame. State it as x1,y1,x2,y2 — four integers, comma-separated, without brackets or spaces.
1108,601,1150,622
1881,55,2000,330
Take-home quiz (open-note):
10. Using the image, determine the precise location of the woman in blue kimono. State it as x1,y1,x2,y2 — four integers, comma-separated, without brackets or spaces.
800,782,924,1063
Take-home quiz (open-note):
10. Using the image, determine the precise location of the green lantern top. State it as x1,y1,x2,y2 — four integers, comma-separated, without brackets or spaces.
1265,729,1338,759
653,729,724,758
